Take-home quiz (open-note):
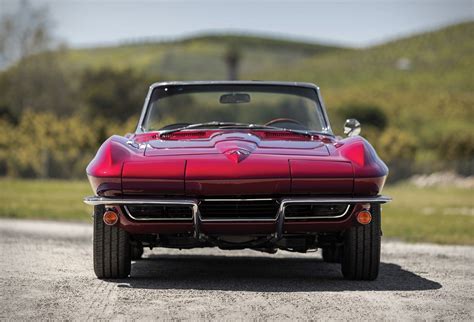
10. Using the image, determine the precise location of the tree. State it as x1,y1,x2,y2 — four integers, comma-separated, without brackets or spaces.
224,45,242,80
0,0,53,68
336,104,388,131
0,1,75,117
80,68,149,122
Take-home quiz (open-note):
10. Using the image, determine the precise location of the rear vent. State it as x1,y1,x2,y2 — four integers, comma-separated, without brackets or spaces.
161,131,209,140
199,199,279,221
253,130,312,141
284,204,350,219
124,205,194,220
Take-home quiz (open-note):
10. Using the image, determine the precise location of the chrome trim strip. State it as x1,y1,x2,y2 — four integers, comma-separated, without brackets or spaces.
198,217,278,222
275,204,285,240
123,205,195,221
83,197,198,206
282,204,351,220
280,196,392,204
315,86,333,134
201,198,276,202
193,207,202,239
84,196,390,207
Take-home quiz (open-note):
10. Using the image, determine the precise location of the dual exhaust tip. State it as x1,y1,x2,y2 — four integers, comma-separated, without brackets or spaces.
102,208,372,226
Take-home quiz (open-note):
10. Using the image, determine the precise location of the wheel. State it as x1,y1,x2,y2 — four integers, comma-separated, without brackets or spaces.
341,204,381,280
322,245,342,263
131,245,144,260
93,205,131,279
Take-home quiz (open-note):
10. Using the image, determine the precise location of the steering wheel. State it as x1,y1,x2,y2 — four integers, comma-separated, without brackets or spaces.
265,118,304,127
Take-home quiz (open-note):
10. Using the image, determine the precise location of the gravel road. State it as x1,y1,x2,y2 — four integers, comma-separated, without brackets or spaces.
0,218,473,320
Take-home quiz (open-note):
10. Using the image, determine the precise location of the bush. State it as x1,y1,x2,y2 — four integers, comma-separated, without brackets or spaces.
336,104,388,131
376,128,418,181
437,130,474,176
0,112,137,179
80,68,150,122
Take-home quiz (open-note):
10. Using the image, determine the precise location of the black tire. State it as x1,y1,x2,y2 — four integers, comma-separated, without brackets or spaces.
93,206,131,279
322,246,342,263
341,204,381,280
131,245,144,260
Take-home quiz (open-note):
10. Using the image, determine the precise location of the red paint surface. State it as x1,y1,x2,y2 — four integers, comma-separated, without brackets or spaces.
185,155,291,195
122,160,186,195
290,160,353,194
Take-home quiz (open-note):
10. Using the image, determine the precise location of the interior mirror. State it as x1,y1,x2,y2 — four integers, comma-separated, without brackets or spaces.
344,118,361,137
219,93,251,104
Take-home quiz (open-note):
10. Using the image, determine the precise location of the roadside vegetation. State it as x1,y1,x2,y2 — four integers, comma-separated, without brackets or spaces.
0,179,91,221
382,183,474,245
1,179,473,245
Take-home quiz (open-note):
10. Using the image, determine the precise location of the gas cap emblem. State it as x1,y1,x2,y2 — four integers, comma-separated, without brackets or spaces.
224,149,251,163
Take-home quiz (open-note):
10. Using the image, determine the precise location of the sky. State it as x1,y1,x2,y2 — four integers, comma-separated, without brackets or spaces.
1,0,473,48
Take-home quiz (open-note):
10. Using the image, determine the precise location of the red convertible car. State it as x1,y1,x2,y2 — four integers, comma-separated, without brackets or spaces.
84,81,390,280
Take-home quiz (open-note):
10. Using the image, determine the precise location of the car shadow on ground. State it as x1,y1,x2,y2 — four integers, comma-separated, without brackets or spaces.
108,253,442,292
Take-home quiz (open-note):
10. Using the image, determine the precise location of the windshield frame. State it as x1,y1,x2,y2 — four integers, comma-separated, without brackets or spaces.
136,81,333,135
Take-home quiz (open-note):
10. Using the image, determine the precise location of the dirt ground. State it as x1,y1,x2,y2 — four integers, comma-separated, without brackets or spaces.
0,218,473,320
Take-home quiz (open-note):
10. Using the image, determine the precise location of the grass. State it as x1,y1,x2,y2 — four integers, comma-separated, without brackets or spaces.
382,183,474,245
1,178,473,245
0,179,92,222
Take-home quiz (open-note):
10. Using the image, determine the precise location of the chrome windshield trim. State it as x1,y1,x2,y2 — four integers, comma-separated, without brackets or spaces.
136,81,334,135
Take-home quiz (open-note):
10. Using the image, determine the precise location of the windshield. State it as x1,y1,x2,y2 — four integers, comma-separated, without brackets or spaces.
142,84,329,133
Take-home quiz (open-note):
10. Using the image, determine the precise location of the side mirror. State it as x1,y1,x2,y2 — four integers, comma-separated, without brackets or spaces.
344,118,361,137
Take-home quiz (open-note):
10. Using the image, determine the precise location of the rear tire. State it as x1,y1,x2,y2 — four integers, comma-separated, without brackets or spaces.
341,204,381,280
93,206,131,279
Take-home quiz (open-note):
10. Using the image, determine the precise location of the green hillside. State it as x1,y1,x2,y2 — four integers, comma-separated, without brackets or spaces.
62,23,473,89
61,34,346,80
61,23,473,132
269,22,474,88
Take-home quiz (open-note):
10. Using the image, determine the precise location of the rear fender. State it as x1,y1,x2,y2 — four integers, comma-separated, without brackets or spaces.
337,136,388,195
86,135,143,196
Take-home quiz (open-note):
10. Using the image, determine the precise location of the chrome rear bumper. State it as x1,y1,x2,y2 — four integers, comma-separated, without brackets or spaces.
84,195,391,239
83,195,391,206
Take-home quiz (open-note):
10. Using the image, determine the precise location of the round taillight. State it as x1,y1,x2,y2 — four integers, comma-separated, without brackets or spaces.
103,210,119,226
356,210,372,225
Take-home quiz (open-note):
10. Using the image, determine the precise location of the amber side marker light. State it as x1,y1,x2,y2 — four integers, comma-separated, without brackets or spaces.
356,210,372,225
103,210,119,226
